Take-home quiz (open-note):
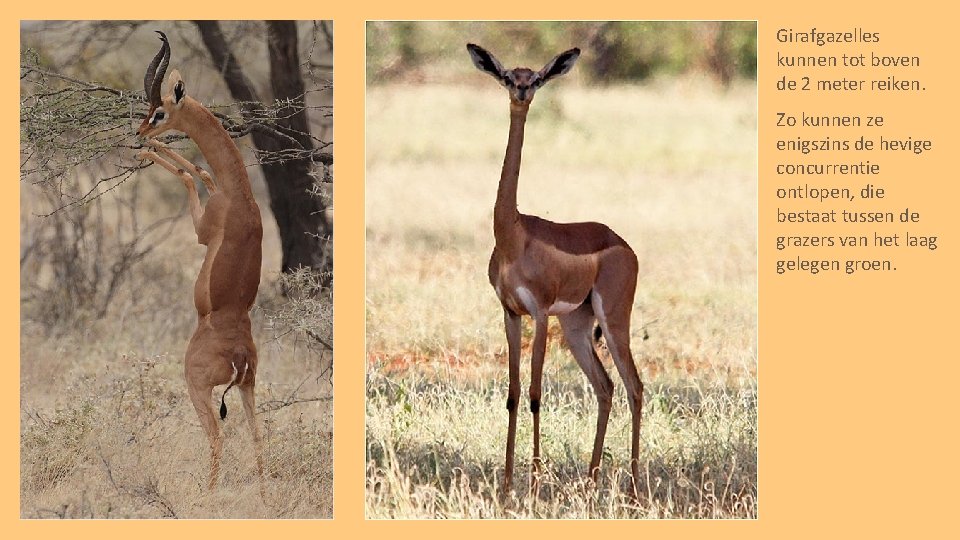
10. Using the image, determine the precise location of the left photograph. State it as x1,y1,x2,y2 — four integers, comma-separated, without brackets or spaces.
20,21,334,518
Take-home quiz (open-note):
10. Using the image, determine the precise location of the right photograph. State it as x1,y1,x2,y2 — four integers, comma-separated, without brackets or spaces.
365,21,757,519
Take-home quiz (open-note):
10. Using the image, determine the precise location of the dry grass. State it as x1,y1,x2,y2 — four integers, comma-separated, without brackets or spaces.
20,172,333,519
365,81,757,518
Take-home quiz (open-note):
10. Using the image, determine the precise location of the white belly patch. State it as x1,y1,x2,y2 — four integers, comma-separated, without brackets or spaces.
514,286,538,315
547,300,580,315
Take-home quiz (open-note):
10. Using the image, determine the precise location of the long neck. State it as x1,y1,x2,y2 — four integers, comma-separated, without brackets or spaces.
180,98,255,203
494,102,529,250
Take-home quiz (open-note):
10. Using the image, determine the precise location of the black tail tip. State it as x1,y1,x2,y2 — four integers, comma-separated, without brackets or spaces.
219,400,227,420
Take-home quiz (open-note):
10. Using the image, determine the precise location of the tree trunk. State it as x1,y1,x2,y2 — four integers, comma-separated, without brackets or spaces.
195,20,332,282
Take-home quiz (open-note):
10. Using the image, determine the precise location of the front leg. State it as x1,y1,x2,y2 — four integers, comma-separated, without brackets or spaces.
529,313,548,493
136,149,204,237
146,139,218,194
503,309,522,496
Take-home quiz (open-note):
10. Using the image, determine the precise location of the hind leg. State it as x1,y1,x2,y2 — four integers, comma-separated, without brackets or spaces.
559,302,614,483
592,248,643,496
185,337,237,491
186,377,222,490
238,382,265,484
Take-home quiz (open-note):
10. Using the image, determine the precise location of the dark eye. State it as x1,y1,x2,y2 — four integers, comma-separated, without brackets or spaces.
151,111,165,124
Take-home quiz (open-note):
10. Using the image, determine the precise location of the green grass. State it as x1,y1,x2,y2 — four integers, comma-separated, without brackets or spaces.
365,81,757,518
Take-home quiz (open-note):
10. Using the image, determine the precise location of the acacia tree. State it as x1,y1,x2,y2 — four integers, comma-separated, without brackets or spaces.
20,20,333,284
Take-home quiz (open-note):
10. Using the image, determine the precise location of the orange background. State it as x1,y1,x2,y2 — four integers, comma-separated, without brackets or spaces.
6,1,958,537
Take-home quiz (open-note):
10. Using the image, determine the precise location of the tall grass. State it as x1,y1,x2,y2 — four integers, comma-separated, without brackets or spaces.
20,175,333,519
366,81,757,518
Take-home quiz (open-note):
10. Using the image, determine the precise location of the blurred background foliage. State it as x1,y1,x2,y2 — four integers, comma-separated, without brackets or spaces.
367,21,757,85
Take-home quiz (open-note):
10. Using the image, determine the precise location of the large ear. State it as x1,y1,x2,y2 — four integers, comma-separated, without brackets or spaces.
466,43,505,80
538,47,581,83
167,69,186,105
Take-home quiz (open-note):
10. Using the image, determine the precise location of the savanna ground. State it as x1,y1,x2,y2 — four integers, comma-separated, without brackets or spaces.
366,81,757,518
20,170,333,518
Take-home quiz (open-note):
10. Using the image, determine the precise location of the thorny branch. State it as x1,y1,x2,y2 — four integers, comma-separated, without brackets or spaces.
20,49,333,216
268,266,334,352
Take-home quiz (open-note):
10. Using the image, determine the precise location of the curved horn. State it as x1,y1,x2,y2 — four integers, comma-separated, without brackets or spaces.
143,31,170,107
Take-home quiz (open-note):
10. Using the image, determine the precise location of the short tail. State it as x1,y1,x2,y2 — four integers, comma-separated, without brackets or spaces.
219,349,249,420
592,324,651,344
219,391,229,419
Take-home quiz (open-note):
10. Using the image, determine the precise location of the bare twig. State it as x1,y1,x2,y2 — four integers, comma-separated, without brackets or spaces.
258,375,332,414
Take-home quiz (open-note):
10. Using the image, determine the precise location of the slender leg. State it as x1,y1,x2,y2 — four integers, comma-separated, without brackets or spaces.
239,382,266,496
503,309,522,495
529,314,548,491
559,303,614,484
136,150,205,234
605,329,643,496
186,376,222,490
592,251,643,497
147,139,218,194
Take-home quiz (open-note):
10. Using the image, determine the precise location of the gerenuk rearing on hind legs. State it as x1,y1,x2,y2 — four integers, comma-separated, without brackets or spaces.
135,31,264,490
